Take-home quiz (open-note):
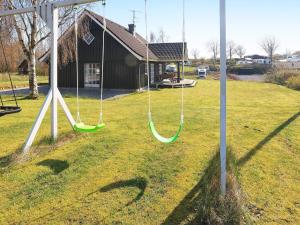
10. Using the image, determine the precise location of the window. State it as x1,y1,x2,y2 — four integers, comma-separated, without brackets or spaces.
84,63,100,88
83,31,95,45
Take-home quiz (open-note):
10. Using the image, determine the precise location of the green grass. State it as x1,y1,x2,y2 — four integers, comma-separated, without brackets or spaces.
0,80,299,224
0,73,48,89
184,66,196,73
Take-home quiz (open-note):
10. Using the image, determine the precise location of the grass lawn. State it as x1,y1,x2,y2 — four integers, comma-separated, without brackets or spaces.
0,73,48,90
0,80,299,224
184,66,197,74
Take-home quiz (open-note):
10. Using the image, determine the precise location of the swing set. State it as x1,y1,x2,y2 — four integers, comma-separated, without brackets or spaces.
0,0,228,194
0,29,22,117
73,3,106,133
145,0,185,144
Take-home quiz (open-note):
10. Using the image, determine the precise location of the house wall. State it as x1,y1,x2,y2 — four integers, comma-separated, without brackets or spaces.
18,60,29,75
57,17,141,89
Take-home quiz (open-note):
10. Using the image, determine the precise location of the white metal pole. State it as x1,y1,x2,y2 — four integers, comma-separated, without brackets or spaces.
0,0,102,16
220,0,227,195
23,89,53,153
0,0,103,154
57,90,76,127
51,8,58,140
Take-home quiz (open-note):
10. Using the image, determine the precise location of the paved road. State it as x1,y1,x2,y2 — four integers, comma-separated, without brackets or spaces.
0,86,133,100
236,74,266,82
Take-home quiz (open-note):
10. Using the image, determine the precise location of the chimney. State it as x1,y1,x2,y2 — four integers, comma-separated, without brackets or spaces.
128,24,136,36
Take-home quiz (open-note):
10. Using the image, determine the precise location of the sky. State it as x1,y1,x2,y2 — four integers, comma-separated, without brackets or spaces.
92,0,300,58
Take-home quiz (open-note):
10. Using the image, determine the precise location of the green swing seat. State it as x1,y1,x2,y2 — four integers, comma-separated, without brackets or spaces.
74,122,105,133
148,119,183,144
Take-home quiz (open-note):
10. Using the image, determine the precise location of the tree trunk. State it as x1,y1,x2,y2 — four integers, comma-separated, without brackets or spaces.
28,9,38,99
28,49,39,99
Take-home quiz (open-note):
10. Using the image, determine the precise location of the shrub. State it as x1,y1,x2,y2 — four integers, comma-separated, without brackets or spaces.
189,150,249,225
287,75,300,90
229,64,272,75
36,62,48,76
265,70,300,86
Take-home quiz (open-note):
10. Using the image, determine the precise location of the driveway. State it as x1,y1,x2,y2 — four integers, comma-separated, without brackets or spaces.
236,74,266,82
0,86,133,100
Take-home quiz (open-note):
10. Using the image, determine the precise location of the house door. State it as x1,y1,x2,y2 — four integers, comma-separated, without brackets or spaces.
84,63,101,88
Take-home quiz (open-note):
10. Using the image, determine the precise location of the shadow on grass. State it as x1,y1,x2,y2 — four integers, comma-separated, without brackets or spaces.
31,177,147,223
238,111,300,167
37,159,69,174
0,132,77,169
0,152,16,168
0,148,23,168
99,177,148,206
162,151,244,225
0,137,56,169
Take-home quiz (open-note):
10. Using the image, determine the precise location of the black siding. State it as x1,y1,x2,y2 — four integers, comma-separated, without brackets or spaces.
58,17,140,89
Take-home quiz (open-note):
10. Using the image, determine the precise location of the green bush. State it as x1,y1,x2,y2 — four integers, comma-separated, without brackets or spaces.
287,75,300,90
229,64,272,75
36,63,48,76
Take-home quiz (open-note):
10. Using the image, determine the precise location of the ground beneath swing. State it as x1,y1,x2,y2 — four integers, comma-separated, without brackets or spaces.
0,79,299,225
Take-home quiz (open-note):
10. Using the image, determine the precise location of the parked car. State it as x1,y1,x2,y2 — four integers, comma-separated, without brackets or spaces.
185,61,192,66
197,68,207,78
166,64,177,73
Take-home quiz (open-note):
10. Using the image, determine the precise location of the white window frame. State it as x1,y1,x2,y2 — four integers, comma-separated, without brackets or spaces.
83,31,95,45
84,63,101,88
150,63,155,83
159,64,163,75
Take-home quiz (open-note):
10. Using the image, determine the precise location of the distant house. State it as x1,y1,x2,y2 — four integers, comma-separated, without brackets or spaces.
18,59,28,75
39,10,188,90
252,58,271,64
245,55,267,60
243,55,271,65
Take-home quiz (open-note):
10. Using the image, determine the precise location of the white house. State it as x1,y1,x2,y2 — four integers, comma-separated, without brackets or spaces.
253,58,271,64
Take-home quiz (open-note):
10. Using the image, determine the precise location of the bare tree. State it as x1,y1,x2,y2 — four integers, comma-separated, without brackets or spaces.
2,0,74,98
259,36,279,63
227,40,236,62
156,28,169,43
235,45,246,59
206,40,219,65
0,20,23,72
150,31,156,43
191,48,200,60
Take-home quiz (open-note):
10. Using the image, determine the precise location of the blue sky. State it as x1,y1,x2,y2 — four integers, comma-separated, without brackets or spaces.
93,0,300,58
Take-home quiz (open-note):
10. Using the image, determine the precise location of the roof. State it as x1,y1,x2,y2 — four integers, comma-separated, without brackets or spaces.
149,42,188,61
245,55,268,59
40,10,186,63
18,59,28,68
87,10,158,61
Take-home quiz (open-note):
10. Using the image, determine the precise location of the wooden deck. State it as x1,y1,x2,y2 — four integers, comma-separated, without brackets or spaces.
151,79,197,88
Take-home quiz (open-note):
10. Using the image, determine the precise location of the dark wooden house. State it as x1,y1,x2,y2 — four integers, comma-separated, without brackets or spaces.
40,10,188,90
18,59,28,75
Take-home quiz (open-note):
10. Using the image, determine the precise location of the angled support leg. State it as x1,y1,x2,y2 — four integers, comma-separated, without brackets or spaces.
23,89,53,154
57,89,75,127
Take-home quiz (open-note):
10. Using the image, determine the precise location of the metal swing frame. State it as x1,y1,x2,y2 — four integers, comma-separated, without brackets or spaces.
0,0,228,194
0,0,105,153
